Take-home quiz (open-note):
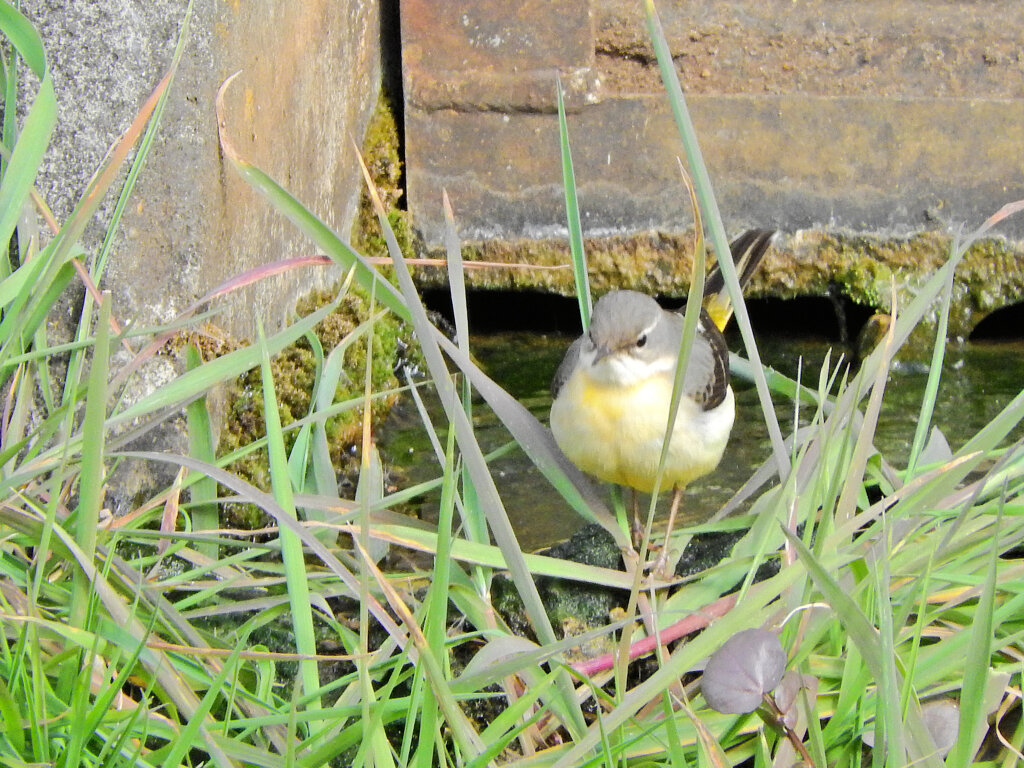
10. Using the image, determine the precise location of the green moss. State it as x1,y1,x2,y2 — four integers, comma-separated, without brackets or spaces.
215,92,430,530
833,254,893,308
962,237,1024,311
351,93,418,262
218,282,417,528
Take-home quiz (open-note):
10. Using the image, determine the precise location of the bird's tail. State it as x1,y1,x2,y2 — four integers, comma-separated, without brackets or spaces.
702,228,775,331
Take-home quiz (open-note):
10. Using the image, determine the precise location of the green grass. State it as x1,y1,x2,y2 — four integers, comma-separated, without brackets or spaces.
1,2,1023,766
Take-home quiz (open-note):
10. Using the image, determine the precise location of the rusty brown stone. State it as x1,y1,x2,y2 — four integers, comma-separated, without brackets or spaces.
407,93,1024,242
402,0,1024,332
592,0,1024,99
402,0,600,113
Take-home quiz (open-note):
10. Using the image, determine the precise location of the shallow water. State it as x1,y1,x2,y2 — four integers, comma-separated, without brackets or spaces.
381,332,1024,552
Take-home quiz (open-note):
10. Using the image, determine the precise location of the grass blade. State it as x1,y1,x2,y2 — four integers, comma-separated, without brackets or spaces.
355,147,589,740
643,0,788,476
184,343,219,560
905,260,955,478
257,321,322,715
783,528,944,767
557,77,591,329
0,2,55,266
948,504,1001,768
70,293,111,630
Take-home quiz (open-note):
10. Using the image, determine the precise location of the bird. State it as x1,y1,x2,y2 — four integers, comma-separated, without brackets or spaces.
549,229,775,561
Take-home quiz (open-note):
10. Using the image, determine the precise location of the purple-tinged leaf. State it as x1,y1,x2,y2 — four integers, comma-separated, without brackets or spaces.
702,627,787,714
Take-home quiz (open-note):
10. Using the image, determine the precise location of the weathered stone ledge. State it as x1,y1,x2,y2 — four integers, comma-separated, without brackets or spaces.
415,228,1024,339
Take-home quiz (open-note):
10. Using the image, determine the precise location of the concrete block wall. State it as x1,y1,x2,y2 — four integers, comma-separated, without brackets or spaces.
22,0,383,341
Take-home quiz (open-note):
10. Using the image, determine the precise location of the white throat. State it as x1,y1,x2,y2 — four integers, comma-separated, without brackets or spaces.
581,346,675,387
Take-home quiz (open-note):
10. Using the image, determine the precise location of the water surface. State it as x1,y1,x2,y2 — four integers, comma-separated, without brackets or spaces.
382,332,1024,551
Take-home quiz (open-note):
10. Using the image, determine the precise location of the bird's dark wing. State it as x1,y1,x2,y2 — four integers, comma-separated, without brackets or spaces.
662,307,731,412
550,335,585,399
684,309,731,411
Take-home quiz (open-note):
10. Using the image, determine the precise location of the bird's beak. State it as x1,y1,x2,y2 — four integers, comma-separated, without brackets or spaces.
592,344,613,364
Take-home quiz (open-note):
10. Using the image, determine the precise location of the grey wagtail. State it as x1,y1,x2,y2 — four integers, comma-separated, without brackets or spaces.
549,229,774,547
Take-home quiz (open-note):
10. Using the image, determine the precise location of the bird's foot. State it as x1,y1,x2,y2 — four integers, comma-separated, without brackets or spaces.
648,547,677,581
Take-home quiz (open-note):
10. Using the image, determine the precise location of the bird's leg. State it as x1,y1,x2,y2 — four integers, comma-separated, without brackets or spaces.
653,484,685,578
631,489,643,547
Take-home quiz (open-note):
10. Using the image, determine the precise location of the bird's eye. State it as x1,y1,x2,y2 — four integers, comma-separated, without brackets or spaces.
636,334,648,348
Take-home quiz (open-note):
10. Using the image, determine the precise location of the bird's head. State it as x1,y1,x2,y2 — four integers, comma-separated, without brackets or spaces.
584,290,678,385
